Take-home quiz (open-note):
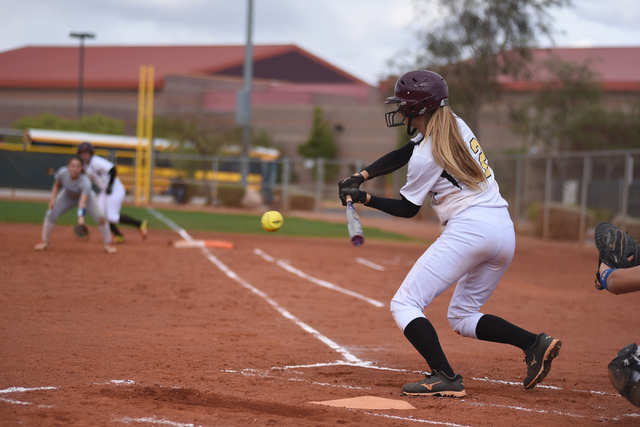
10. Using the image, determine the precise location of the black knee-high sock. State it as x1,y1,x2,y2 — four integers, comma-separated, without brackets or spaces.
475,314,537,351
110,222,123,237
119,214,142,228
403,317,455,377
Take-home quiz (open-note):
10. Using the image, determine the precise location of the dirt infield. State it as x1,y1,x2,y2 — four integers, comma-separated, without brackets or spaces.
2,212,640,426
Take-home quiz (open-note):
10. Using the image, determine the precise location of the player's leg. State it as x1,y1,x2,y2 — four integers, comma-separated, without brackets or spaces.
446,206,561,389
446,206,516,338
97,189,121,242
86,193,116,252
36,190,75,250
110,180,148,239
390,241,460,378
119,214,145,228
102,183,125,242
399,317,466,397
110,222,124,243
449,262,540,350
390,216,494,396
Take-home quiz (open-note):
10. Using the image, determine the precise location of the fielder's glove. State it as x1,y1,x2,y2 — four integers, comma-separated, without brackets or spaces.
338,172,365,206
594,222,640,290
608,342,640,408
72,224,90,242
340,187,367,204
106,186,113,195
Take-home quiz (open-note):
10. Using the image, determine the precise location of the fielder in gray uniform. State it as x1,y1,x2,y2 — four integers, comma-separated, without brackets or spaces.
34,156,116,254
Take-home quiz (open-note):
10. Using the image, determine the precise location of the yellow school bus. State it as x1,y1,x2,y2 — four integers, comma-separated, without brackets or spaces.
0,129,279,195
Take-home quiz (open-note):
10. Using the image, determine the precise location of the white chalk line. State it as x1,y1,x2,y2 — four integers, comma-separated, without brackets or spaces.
0,386,58,408
0,386,58,394
219,368,599,422
254,248,384,307
0,397,54,408
146,208,191,241
2,377,633,427
148,207,363,364
275,360,407,372
356,257,386,271
221,369,371,390
466,401,583,418
366,413,476,427
202,249,362,363
113,416,206,427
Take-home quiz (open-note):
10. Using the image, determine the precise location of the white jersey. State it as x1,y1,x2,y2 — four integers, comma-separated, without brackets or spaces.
83,155,120,192
400,116,508,225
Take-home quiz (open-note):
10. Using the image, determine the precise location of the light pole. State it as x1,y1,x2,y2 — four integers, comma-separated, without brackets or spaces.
236,0,254,187
70,32,95,118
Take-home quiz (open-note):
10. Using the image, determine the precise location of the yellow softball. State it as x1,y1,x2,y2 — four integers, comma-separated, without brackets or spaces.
261,211,283,233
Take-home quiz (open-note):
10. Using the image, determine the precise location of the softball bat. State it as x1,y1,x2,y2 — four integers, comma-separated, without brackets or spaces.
345,195,364,247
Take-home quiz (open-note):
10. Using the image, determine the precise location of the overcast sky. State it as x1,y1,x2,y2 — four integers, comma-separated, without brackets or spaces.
2,0,640,86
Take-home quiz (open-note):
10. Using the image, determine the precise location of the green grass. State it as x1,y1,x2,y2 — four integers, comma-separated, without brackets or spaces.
0,199,420,242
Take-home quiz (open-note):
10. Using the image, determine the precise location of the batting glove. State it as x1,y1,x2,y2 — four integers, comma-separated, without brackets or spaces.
340,187,367,204
338,172,365,206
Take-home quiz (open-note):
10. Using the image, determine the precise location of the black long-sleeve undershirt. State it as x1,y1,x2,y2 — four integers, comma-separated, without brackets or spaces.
363,138,421,180
356,139,424,218
365,194,421,218
107,167,116,189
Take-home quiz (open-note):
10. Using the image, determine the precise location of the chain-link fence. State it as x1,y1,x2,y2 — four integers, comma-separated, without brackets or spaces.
149,149,640,232
4,142,640,238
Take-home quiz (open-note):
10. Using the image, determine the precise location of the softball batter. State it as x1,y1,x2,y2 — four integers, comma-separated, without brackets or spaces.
35,155,115,253
339,70,561,397
77,142,148,243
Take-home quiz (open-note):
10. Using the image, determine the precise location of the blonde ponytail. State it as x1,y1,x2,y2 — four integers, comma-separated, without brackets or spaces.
426,106,485,191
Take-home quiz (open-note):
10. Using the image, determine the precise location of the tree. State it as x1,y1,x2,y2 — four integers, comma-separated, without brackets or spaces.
12,112,125,135
252,129,274,148
153,113,241,184
297,106,338,182
153,113,239,156
509,55,623,152
403,0,570,135
563,105,640,151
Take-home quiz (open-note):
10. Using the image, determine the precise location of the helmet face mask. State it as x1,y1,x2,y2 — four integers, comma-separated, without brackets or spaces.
384,102,408,128
384,70,449,135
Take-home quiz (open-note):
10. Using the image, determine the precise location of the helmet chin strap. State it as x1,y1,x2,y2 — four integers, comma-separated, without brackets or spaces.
406,116,418,136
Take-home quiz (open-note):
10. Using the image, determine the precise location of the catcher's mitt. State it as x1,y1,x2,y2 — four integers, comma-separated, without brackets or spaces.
72,224,90,242
608,343,640,408
594,222,640,290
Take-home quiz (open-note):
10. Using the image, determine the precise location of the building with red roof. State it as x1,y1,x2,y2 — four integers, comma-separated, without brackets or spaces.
480,47,640,152
0,44,368,89
0,44,392,161
1,44,639,159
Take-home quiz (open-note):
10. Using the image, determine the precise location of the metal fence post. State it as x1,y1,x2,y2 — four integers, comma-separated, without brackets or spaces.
579,156,591,244
355,160,363,174
282,157,290,211
149,143,155,203
514,156,523,224
543,156,552,240
315,157,324,212
211,157,219,206
621,154,634,231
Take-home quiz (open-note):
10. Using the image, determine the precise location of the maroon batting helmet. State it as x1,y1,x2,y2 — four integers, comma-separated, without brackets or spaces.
77,141,94,155
384,70,449,135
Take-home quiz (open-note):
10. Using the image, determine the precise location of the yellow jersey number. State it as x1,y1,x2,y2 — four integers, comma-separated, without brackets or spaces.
469,138,492,179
